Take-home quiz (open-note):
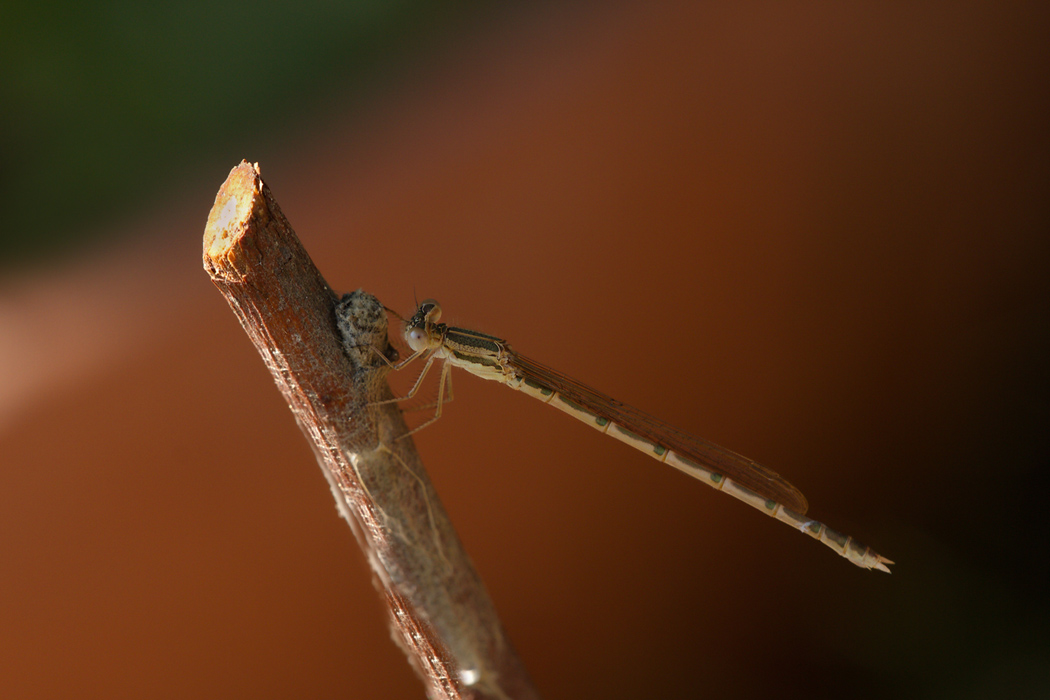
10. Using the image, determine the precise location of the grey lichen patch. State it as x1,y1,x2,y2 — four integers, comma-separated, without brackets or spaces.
335,290,400,384
335,290,390,362
334,289,398,446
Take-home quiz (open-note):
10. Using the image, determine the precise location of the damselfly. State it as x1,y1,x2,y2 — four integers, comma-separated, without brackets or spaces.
377,299,892,572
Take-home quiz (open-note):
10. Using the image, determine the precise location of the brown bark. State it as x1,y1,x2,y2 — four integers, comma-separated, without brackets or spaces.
202,161,537,700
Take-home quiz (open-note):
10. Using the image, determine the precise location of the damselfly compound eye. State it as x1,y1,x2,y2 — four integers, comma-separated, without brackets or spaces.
406,327,429,352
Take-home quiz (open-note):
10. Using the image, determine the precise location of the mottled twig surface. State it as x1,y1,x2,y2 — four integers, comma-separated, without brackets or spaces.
202,161,537,700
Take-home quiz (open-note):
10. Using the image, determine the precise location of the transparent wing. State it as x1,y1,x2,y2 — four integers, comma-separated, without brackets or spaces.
509,351,809,514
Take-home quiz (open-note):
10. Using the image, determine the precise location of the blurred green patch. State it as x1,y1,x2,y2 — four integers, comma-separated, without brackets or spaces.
0,0,491,265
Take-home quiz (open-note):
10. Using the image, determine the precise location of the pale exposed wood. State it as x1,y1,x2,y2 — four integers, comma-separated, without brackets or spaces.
202,161,538,700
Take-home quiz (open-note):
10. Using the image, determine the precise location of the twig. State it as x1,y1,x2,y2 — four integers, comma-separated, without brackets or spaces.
202,161,538,700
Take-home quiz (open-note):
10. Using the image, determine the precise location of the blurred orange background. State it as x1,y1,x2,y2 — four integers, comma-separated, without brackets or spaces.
2,2,1047,698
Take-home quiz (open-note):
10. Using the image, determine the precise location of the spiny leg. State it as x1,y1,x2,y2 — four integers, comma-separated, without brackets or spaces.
372,351,438,407
400,360,455,414
358,340,427,373
398,359,452,438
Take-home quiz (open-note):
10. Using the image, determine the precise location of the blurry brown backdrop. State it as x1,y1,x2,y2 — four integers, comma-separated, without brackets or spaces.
2,2,1048,698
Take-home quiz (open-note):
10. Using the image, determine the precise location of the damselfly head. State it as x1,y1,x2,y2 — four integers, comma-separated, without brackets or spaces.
404,299,443,352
